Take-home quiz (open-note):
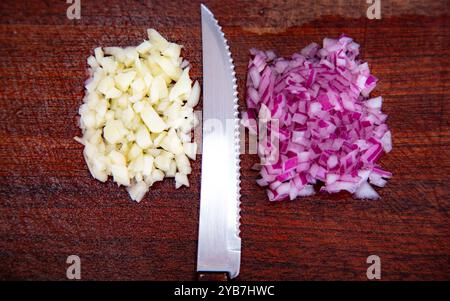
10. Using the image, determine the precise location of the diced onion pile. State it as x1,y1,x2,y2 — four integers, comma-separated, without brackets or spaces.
76,29,200,202
242,35,392,201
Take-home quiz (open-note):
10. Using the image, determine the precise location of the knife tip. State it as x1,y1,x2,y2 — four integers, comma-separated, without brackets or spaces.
200,3,211,15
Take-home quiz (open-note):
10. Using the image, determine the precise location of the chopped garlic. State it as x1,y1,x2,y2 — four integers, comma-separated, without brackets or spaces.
108,150,126,166
142,155,154,176
127,181,149,203
160,128,183,155
152,169,165,182
136,40,153,54
183,142,197,160
135,125,152,149
103,120,126,144
154,150,174,172
169,67,192,101
166,160,177,177
140,103,167,133
76,28,200,202
111,164,130,186
150,76,168,103
175,173,189,188
187,81,201,108
147,28,169,51
114,71,136,92
175,153,192,175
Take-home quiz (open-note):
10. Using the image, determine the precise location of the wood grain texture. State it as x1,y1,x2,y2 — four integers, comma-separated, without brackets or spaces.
0,0,448,280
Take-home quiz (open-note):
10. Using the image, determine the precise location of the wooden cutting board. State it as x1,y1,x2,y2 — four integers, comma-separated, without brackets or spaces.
0,0,448,280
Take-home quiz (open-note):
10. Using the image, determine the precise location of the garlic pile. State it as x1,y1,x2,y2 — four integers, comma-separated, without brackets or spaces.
76,29,200,202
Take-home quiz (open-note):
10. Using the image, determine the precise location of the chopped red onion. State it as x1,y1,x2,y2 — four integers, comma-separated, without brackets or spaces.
242,35,392,201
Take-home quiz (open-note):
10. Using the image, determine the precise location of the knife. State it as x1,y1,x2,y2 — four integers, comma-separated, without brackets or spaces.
196,4,241,280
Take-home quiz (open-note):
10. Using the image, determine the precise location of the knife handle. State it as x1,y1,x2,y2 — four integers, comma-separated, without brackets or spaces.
197,272,228,281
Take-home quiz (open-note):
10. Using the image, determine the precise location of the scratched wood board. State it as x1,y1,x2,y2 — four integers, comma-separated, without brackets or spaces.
0,0,448,280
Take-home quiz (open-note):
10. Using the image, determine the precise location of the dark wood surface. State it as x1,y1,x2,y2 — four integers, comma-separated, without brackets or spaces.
0,0,448,280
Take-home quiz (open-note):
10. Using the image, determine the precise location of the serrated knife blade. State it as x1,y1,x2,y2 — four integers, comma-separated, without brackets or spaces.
196,4,241,279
